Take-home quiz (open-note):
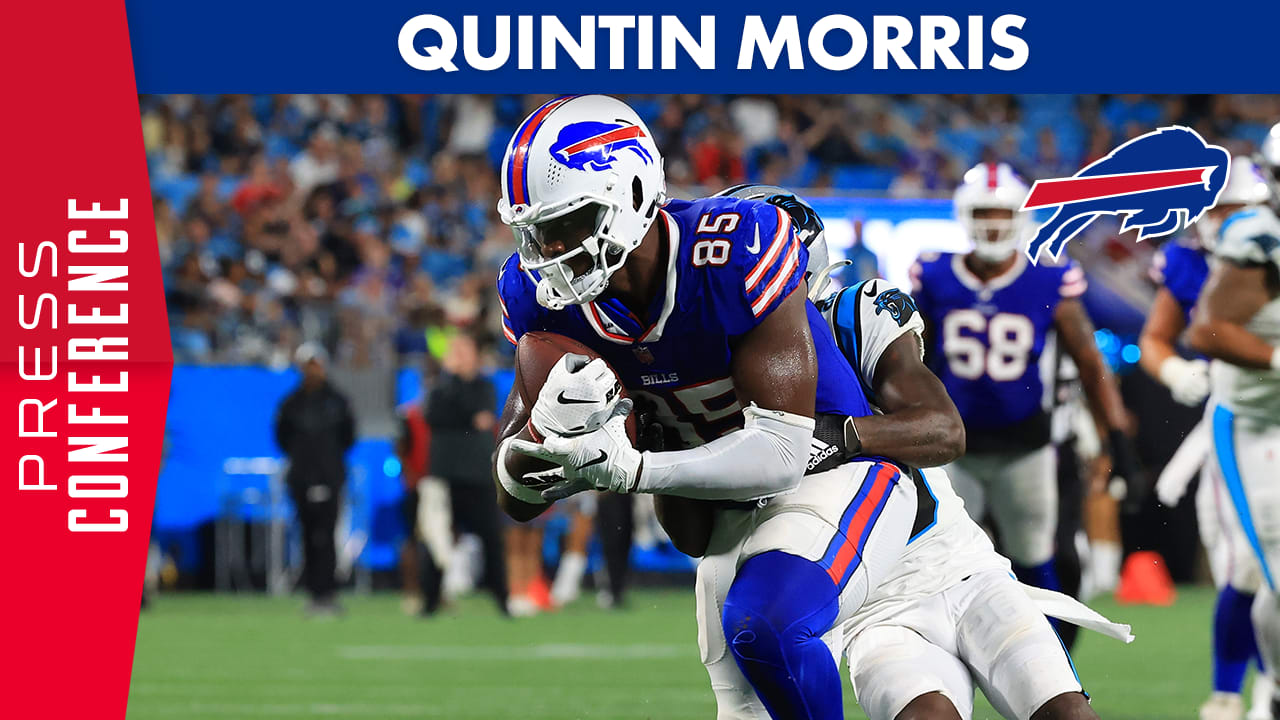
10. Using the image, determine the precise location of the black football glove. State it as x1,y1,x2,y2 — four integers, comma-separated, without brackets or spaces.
631,396,669,453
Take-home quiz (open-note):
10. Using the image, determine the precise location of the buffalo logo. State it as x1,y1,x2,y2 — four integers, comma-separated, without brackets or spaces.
873,288,918,328
550,121,653,171
1023,126,1229,263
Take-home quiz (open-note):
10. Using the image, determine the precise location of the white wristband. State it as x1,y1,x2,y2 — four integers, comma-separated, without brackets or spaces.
496,435,548,505
1271,347,1280,372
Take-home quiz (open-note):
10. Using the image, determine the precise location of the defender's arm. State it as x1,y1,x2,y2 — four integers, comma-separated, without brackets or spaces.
850,332,965,467
1188,262,1278,370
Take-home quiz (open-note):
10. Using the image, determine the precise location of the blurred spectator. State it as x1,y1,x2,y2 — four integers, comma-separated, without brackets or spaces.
421,333,507,616
273,343,356,616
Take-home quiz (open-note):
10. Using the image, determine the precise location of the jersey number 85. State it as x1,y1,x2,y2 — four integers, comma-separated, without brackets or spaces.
942,309,1034,382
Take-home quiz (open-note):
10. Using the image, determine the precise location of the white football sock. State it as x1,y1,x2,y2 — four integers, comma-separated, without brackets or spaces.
551,552,587,606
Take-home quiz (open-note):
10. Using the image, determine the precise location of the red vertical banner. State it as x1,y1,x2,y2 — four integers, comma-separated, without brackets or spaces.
3,2,171,717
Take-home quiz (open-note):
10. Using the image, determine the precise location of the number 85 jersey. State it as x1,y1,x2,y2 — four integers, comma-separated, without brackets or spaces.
909,252,1087,434
498,195,873,450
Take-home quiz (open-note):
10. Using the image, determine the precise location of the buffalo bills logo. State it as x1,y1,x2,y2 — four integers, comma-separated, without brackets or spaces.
550,121,653,171
872,287,917,328
1023,126,1230,263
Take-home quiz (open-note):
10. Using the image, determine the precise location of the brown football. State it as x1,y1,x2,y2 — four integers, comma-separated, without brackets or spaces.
504,332,637,486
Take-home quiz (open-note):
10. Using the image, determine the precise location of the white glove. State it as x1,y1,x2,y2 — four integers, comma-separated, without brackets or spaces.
1158,356,1210,406
511,400,641,501
530,354,622,438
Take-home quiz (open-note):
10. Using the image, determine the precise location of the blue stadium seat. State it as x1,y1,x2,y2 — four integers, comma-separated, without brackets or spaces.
403,157,430,188
153,175,201,214
216,175,242,201
263,134,299,161
488,126,514,168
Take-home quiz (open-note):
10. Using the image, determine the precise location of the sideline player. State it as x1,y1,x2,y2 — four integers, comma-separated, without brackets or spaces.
489,95,918,719
1187,158,1280,720
910,162,1140,597
723,184,1125,720
1141,158,1273,720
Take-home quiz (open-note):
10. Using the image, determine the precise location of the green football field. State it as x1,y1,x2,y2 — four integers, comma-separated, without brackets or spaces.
130,586,1244,719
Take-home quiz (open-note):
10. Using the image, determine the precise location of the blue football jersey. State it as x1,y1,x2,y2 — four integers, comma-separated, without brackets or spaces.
910,252,1087,433
498,196,872,450
1150,237,1209,325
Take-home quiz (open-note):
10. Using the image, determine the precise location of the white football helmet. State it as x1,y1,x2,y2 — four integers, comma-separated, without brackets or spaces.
954,162,1033,263
1196,155,1272,249
497,95,667,310
1260,122,1280,207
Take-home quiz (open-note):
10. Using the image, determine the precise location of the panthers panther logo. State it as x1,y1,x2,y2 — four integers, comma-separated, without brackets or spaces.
870,286,918,328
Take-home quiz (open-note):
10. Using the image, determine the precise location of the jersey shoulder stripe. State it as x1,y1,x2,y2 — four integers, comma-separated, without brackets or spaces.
744,206,792,292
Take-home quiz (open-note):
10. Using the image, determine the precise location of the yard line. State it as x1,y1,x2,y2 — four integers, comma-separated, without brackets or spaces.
336,643,691,661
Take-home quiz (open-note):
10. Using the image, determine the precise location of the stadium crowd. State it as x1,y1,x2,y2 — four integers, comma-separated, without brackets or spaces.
145,94,1280,367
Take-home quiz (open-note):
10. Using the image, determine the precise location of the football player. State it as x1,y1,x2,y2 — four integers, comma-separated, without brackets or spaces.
1141,158,1273,720
909,162,1140,598
725,184,1129,720
1187,156,1280,720
489,95,922,719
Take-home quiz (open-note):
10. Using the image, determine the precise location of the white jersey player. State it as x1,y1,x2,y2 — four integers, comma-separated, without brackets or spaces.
705,185,1131,720
812,274,1130,720
1188,157,1280,718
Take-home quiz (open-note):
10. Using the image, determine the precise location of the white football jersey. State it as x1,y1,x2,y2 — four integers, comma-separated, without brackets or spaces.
814,277,925,403
1210,206,1280,423
816,279,1012,631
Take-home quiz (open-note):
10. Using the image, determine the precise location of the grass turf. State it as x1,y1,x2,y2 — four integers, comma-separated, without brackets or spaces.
131,585,1238,719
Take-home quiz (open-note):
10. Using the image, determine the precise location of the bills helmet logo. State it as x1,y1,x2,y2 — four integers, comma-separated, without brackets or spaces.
550,121,653,172
1023,126,1230,263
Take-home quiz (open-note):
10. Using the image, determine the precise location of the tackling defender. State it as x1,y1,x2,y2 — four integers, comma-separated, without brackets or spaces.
910,162,1140,597
727,184,1121,720
490,95,922,719
1187,154,1280,720
1141,157,1273,720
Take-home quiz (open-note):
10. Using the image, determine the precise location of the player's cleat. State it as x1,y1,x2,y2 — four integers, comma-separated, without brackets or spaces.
1201,692,1245,720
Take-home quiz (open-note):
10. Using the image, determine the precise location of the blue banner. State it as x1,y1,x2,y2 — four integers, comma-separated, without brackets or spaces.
126,1,1280,93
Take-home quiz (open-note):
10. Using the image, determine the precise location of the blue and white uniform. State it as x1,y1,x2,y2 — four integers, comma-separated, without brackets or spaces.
500,195,920,720
1152,237,1264,593
817,281,1085,720
1203,207,1280,593
910,251,1086,571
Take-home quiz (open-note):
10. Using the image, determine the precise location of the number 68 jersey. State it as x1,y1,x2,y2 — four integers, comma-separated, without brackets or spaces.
909,252,1087,447
498,195,874,450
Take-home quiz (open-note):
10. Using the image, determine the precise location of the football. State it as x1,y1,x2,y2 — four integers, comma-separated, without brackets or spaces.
504,332,637,486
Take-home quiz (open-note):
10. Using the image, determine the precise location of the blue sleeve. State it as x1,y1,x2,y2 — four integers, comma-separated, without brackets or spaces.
1155,243,1206,314
713,200,808,336
496,253,542,346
